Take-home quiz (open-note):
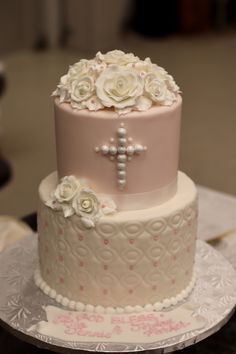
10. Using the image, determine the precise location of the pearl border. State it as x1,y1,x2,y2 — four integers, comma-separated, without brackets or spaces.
34,268,196,314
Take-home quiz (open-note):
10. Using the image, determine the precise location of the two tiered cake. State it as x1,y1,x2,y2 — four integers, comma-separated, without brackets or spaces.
35,50,197,313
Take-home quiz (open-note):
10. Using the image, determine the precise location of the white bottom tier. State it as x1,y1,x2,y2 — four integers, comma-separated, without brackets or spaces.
37,171,197,312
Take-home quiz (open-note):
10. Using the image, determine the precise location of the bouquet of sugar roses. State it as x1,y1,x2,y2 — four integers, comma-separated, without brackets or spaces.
53,50,180,115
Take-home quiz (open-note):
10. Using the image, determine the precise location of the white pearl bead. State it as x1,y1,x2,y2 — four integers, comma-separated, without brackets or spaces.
118,180,126,188
118,127,127,137
101,145,109,155
134,144,144,154
118,146,126,154
119,138,126,146
109,146,117,155
117,154,127,162
126,145,135,155
117,163,125,170
118,170,126,179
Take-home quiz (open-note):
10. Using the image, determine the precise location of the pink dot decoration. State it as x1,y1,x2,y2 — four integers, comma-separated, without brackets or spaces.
58,254,64,262
79,261,84,267
153,261,158,267
188,221,191,227
172,255,177,261
103,265,108,270
58,228,63,236
128,289,133,294
59,277,64,284
80,285,84,291
78,235,84,241
129,239,134,244
152,285,157,291
103,239,109,245
129,265,134,271
172,279,176,285
102,289,108,295
153,235,159,241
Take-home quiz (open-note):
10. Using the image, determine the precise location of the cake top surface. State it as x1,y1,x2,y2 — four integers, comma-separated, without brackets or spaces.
53,50,180,115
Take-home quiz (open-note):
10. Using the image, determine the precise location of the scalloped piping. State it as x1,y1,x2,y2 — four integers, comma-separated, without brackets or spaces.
34,268,196,314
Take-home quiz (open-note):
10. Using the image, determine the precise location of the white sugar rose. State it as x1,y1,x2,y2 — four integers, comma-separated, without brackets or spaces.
96,50,139,66
68,59,90,78
89,59,107,75
72,189,99,217
95,66,143,111
85,95,104,111
53,50,181,113
132,57,167,78
52,74,70,102
58,60,90,86
165,74,180,93
71,76,95,103
54,176,79,203
135,95,152,111
100,197,117,215
144,73,175,106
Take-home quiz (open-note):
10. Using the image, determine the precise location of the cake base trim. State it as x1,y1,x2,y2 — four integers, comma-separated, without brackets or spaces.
34,268,196,314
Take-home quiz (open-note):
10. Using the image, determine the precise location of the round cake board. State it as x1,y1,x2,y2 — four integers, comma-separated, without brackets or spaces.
0,236,235,353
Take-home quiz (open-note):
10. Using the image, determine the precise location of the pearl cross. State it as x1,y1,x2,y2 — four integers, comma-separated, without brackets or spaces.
95,124,147,189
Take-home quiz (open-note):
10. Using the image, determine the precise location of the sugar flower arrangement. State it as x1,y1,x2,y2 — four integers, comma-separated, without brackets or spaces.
53,50,180,114
46,176,116,229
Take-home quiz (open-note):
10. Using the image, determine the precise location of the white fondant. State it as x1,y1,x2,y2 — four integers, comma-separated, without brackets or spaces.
97,177,177,210
37,171,197,310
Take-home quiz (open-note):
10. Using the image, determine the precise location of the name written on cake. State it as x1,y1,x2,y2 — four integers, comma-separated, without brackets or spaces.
28,305,206,343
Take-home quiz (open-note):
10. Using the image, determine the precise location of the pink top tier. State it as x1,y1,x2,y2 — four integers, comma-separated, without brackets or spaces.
54,96,182,210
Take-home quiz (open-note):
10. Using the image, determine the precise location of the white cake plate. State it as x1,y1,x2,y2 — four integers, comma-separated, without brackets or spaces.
0,236,236,353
